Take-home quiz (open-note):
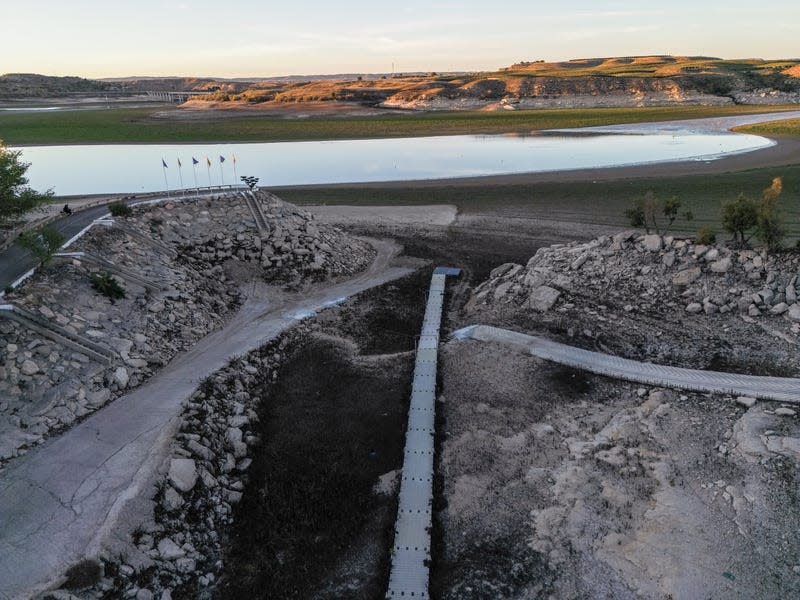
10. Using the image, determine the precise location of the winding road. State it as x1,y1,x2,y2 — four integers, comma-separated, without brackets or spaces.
0,239,418,600
454,325,800,403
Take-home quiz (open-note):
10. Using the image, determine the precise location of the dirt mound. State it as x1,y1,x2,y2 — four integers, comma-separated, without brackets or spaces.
465,232,800,374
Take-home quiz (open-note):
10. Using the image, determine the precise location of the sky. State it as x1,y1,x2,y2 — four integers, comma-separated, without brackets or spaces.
3,0,800,78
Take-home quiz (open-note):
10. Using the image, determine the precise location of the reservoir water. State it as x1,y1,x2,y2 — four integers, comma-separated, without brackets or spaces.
13,129,777,196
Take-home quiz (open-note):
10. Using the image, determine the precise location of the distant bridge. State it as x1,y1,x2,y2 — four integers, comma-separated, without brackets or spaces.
144,90,214,102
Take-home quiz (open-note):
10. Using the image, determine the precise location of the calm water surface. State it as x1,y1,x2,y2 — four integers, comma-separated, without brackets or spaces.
16,131,774,196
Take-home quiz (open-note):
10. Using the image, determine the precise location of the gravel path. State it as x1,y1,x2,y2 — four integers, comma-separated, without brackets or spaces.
0,239,416,600
456,325,800,403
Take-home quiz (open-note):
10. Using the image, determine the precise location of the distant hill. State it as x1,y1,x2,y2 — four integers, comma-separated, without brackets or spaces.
3,57,799,110
0,73,117,98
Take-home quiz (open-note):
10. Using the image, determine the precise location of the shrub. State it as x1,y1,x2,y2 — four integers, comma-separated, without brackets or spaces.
721,194,758,245
3,285,13,294
755,177,785,252
17,226,64,266
624,191,688,235
89,271,126,303
695,226,716,245
108,201,132,217
63,559,103,590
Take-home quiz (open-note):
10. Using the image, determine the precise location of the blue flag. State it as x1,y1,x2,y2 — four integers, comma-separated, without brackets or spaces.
192,157,199,165
162,158,168,168
219,155,225,164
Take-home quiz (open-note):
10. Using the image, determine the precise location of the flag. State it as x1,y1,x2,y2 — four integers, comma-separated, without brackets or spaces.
192,157,199,165
219,155,225,164
232,154,237,164
206,157,211,167
177,158,182,168
162,158,168,168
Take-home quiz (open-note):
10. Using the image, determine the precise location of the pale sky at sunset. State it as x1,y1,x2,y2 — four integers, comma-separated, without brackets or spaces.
3,0,799,78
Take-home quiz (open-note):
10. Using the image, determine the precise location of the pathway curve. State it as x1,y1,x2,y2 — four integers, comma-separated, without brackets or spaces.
455,325,800,403
0,239,417,600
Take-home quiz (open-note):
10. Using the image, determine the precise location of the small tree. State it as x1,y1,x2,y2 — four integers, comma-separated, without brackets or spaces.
721,194,758,245
0,139,53,224
624,191,689,235
17,226,64,266
755,177,785,251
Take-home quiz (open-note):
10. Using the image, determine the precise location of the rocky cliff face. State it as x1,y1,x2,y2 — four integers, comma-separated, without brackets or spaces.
380,76,756,110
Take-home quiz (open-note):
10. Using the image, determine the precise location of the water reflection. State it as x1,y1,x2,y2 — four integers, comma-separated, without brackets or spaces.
16,131,773,196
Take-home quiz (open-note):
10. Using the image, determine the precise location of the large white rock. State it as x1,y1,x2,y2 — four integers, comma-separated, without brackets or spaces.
788,304,800,322
113,366,129,388
672,267,701,286
709,257,732,273
642,234,662,252
168,458,197,492
527,286,561,312
157,537,186,560
20,360,39,376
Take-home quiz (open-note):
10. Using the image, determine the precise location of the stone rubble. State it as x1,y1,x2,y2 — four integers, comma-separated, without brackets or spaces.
75,324,311,600
0,191,373,467
466,231,800,372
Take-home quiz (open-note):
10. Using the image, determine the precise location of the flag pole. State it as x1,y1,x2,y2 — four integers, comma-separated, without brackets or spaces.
177,158,184,195
206,157,212,187
161,159,170,196
233,154,238,186
192,158,199,196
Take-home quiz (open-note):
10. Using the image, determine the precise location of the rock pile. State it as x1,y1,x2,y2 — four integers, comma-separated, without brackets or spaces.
79,325,309,600
467,232,800,371
1,192,374,466
0,226,240,465
134,191,375,283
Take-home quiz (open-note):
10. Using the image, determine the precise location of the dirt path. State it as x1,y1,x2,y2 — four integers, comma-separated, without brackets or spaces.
0,239,418,600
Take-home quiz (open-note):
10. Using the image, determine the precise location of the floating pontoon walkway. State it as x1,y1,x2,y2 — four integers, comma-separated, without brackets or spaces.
386,266,459,599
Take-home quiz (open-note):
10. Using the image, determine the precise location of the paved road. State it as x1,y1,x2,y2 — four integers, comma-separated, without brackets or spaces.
0,240,417,600
0,204,114,289
456,325,800,403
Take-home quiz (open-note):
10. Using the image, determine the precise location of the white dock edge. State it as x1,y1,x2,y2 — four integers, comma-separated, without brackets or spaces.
386,267,458,599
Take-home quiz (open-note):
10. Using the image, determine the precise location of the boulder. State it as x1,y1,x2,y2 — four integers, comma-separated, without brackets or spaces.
642,234,662,252
685,303,703,314
162,486,184,512
788,304,800,322
168,458,197,492
672,267,701,286
157,537,186,560
527,286,560,312
770,302,789,315
20,360,39,376
709,257,732,273
113,367,129,389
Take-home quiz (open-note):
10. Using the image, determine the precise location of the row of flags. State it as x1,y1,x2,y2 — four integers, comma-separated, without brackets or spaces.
159,154,239,190
161,155,237,169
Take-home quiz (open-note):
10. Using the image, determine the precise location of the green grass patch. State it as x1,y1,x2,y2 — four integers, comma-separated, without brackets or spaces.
276,163,800,239
2,105,800,145
735,118,800,137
